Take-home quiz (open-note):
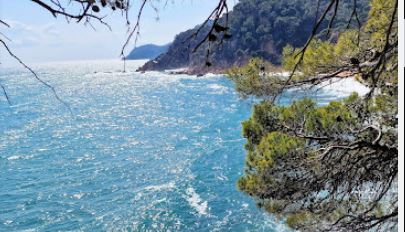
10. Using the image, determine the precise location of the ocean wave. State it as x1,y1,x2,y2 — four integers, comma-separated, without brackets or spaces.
185,187,208,216
144,182,176,192
315,77,370,97
6,154,34,161
73,193,85,199
207,84,230,94
141,71,223,83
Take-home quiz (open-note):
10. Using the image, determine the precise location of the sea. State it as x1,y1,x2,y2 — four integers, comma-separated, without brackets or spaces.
0,60,368,231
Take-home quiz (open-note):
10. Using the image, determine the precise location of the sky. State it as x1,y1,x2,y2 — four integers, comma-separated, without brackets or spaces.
0,0,236,66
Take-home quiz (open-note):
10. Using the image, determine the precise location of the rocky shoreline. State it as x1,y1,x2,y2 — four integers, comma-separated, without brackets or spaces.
137,63,230,76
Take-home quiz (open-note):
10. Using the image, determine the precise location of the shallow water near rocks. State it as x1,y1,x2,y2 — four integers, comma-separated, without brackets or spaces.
0,60,361,231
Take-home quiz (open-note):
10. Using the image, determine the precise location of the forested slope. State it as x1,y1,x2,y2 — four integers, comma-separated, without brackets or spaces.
139,0,369,74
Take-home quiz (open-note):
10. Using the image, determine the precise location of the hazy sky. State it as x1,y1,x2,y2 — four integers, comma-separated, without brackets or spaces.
0,0,235,66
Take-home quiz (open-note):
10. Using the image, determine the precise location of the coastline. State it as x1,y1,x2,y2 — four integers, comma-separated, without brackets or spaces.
133,58,369,100
148,66,370,98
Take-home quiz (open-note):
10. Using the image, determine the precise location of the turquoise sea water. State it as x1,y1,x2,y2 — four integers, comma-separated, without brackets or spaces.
0,60,351,231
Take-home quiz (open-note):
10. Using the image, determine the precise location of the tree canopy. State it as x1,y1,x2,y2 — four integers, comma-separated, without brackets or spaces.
228,0,398,231
139,0,371,73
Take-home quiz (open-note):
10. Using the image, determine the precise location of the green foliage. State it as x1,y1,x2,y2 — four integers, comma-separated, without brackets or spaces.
226,58,281,97
285,212,311,229
237,91,397,230
140,0,370,72
282,30,360,76
240,94,359,159
233,0,398,230
365,0,397,48
334,30,361,58
281,0,397,84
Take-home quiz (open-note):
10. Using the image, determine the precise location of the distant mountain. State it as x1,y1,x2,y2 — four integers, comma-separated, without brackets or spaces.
138,0,370,74
126,43,171,60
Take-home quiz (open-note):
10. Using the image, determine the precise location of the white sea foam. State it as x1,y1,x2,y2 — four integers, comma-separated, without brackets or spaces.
204,73,223,78
207,84,229,94
315,77,370,97
216,173,229,181
141,71,222,84
3,220,13,225
144,182,176,191
208,84,226,90
6,155,33,161
73,193,85,199
7,155,21,160
163,67,188,73
185,187,208,216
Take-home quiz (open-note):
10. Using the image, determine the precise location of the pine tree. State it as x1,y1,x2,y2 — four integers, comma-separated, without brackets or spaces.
229,0,398,230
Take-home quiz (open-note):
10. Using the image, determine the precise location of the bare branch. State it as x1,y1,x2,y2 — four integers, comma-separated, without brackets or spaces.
0,83,11,105
0,39,71,112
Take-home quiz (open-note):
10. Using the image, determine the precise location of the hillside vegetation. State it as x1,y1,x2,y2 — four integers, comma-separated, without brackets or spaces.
139,0,369,74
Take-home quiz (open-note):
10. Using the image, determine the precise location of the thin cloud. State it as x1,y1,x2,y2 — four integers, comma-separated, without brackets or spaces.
3,20,62,47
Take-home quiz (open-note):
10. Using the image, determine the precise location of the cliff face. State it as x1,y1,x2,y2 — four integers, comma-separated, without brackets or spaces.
138,26,212,73
138,0,370,74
